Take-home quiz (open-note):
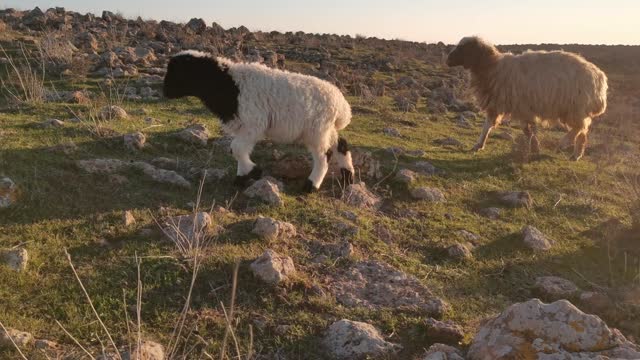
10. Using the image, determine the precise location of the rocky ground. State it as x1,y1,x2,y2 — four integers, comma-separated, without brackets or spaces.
1,6,640,360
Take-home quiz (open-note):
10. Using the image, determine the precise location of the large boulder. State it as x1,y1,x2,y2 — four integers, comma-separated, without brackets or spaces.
328,260,448,317
467,299,640,359
323,319,400,359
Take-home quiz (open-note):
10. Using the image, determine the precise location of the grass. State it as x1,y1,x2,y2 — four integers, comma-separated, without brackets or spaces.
1,42,640,359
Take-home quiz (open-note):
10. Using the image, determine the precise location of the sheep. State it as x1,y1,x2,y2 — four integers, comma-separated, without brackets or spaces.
163,50,355,192
446,36,608,160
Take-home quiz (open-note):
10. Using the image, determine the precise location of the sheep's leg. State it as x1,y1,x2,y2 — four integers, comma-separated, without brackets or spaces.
472,113,501,152
231,138,261,186
523,123,540,154
303,148,330,193
571,129,589,161
559,129,580,151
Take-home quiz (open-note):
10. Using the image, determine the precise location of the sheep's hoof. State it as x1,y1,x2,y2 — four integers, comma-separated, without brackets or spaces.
471,144,484,153
233,167,263,187
302,179,319,193
340,168,354,187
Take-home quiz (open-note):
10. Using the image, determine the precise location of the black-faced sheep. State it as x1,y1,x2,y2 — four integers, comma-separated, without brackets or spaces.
163,51,355,191
447,36,608,160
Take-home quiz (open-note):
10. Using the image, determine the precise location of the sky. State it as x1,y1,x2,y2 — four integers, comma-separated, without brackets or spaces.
1,0,639,45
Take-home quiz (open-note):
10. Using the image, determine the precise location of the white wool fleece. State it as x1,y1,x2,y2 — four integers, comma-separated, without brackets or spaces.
216,58,354,188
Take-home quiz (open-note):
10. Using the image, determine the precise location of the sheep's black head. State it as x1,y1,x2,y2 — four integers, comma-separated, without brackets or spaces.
447,36,499,70
163,51,216,99
163,51,240,123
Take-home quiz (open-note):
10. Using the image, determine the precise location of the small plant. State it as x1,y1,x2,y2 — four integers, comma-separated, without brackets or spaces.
0,42,47,105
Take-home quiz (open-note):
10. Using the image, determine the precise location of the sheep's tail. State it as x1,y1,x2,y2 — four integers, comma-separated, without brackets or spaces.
590,71,608,118
334,97,352,131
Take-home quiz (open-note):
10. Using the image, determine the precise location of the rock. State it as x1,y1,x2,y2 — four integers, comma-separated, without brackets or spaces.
270,154,311,179
198,168,227,183
456,114,472,129
522,225,553,251
534,276,579,300
333,221,359,238
447,243,472,260
342,183,381,210
67,90,90,104
467,299,640,360
186,18,207,34
77,159,127,174
39,119,65,128
494,130,514,141
387,146,405,156
151,157,179,170
434,137,463,147
0,177,18,208
124,132,146,151
323,319,400,360
350,149,383,179
328,260,448,316
99,105,128,121
424,318,465,345
131,162,191,188
75,31,98,52
212,136,233,153
162,212,212,245
0,248,28,272
252,216,297,240
0,327,33,347
177,124,209,146
124,211,136,226
126,340,165,360
394,94,418,112
250,249,295,284
406,149,426,157
382,127,401,137
579,291,613,314
421,343,465,360
411,187,446,202
479,207,501,220
395,169,416,184
497,191,533,208
244,177,284,206
34,339,61,355
134,47,157,63
456,230,480,242
414,161,441,176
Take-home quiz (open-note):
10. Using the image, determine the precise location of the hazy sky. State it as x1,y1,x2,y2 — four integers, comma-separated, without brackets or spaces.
2,0,639,45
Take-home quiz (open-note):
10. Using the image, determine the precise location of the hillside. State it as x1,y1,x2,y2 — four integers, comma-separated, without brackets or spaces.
0,6,639,360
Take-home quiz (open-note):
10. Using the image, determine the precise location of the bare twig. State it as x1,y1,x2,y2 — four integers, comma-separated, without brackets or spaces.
64,249,122,360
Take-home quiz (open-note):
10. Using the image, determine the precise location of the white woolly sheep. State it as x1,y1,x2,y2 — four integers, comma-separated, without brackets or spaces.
163,51,355,191
447,36,608,160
